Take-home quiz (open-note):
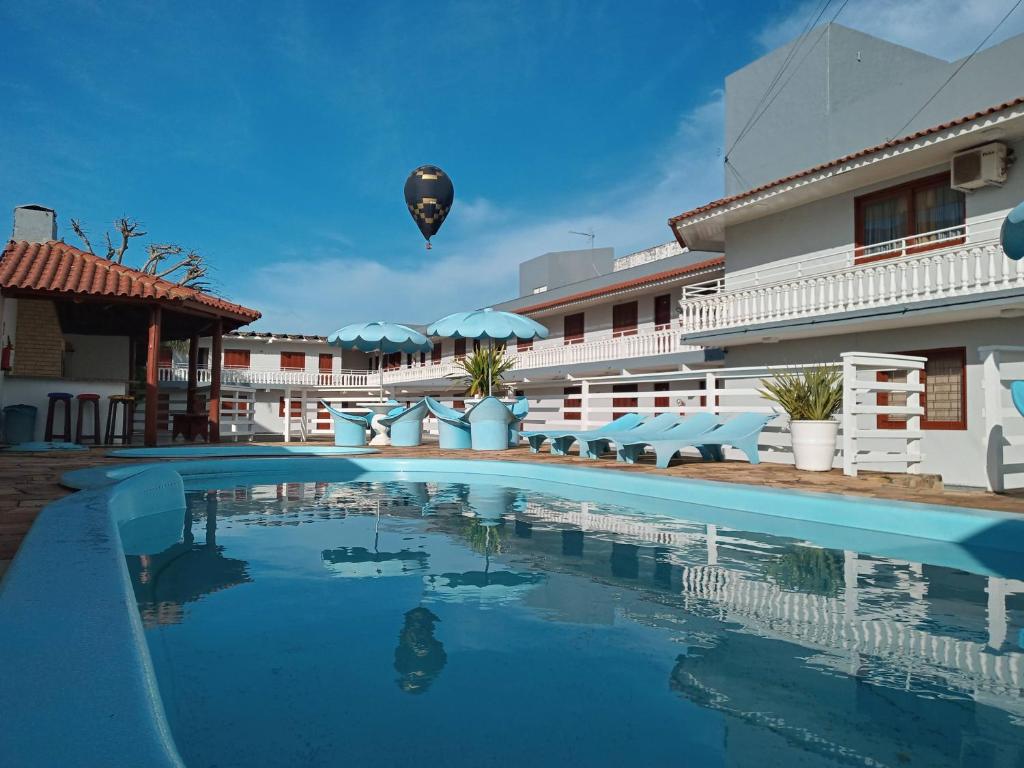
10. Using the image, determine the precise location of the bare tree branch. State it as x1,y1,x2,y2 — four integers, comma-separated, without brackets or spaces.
109,218,144,264
69,219,95,254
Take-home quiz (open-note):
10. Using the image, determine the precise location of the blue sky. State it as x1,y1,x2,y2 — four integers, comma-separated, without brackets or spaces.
3,0,1022,332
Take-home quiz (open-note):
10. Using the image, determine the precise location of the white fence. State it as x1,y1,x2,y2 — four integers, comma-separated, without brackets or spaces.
680,216,1018,334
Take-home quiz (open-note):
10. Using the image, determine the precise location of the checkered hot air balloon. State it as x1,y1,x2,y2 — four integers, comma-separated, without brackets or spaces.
404,165,454,249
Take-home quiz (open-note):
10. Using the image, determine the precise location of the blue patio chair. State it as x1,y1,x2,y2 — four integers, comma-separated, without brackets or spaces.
622,412,777,469
508,396,530,447
1012,381,1024,416
552,412,684,459
466,396,516,451
380,400,429,447
320,401,368,447
423,396,471,450
522,413,644,454
615,412,721,463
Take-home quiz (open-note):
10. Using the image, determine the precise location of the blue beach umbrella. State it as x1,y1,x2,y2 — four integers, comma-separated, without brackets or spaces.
427,308,549,396
1003,200,1024,261
328,321,433,401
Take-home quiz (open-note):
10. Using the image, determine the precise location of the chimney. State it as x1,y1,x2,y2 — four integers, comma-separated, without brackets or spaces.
12,204,57,243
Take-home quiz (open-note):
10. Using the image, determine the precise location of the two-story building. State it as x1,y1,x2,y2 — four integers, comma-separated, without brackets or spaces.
670,24,1024,489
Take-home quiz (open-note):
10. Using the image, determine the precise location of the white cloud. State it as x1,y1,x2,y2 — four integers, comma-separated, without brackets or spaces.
240,93,726,334
758,0,1024,60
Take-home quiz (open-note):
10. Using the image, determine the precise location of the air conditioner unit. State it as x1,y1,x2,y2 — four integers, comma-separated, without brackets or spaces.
951,142,1007,191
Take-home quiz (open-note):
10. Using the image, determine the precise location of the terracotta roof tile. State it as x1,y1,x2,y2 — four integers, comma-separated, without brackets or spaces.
0,240,261,323
516,256,724,314
669,97,1024,229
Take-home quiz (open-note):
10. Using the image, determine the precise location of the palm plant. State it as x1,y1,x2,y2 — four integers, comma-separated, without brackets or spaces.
452,347,515,397
759,365,843,421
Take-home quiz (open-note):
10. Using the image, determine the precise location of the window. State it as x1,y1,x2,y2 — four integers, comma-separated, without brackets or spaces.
280,351,304,370
431,342,443,364
454,339,467,359
278,397,304,418
564,386,582,421
612,384,638,419
612,301,638,337
654,294,672,330
158,345,173,366
223,349,250,369
855,173,965,263
563,313,584,345
654,381,670,409
420,352,426,365
877,347,966,430
517,337,534,352
386,352,402,370
318,353,333,373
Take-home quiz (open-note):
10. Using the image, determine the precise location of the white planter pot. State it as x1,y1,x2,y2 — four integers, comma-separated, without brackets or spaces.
790,420,838,472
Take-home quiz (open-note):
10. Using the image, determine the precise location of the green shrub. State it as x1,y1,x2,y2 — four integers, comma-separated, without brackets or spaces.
759,365,842,421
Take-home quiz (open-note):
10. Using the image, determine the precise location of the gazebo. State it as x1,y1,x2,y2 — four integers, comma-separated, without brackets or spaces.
0,214,261,446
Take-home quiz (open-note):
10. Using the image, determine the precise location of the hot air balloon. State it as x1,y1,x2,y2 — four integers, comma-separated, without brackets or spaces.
404,165,454,249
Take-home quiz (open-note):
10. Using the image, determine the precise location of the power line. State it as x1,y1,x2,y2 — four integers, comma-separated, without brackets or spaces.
724,0,836,159
738,0,852,150
889,0,1024,140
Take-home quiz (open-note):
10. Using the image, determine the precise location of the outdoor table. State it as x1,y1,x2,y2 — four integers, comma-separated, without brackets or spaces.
357,401,397,446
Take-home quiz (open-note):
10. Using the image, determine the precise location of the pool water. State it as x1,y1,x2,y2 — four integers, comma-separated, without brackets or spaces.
126,477,1024,767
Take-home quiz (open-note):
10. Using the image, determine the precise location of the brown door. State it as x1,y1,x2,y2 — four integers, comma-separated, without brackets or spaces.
612,302,638,337
563,313,584,345
319,353,333,373
654,294,672,329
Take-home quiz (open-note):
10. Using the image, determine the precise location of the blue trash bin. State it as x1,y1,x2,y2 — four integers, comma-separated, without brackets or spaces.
3,404,38,444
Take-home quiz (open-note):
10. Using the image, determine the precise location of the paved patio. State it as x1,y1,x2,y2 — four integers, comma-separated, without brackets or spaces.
2,442,1024,579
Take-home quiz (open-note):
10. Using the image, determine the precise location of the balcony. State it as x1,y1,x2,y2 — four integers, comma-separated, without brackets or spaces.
679,214,1020,336
159,366,373,388
382,326,701,385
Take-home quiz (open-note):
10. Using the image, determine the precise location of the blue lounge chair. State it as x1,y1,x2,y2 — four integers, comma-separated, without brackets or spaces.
552,412,684,459
622,412,777,469
615,412,720,463
1012,381,1024,416
508,396,529,447
466,396,515,451
423,396,471,450
320,401,368,447
522,413,644,454
380,400,429,447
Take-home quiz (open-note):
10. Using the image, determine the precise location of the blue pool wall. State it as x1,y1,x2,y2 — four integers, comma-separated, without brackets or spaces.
6,457,1024,766
0,466,188,768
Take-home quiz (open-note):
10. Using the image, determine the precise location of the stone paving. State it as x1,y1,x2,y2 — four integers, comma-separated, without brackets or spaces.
2,441,1023,578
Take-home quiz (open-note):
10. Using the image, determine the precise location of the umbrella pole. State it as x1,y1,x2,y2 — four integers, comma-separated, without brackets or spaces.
488,338,492,398
378,345,384,402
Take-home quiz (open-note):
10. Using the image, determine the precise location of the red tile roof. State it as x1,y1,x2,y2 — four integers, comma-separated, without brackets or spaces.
0,240,261,323
516,256,724,314
668,96,1024,229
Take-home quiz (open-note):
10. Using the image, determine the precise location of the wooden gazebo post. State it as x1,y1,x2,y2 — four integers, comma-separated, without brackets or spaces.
144,306,162,446
209,319,223,443
186,332,199,413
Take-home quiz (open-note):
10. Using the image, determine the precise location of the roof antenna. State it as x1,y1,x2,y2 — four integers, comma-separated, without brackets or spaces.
569,229,595,249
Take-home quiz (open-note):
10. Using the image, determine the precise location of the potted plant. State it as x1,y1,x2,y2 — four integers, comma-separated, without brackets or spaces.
452,347,515,398
759,366,843,471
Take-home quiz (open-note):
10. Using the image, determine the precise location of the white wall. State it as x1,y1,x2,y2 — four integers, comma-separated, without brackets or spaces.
1,378,126,442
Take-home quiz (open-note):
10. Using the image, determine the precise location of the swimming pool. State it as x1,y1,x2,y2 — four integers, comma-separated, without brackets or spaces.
4,458,1024,767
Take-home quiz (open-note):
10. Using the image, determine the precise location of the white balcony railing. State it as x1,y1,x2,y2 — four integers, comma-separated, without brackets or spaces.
382,326,699,385
159,328,700,390
680,215,1020,335
158,366,373,388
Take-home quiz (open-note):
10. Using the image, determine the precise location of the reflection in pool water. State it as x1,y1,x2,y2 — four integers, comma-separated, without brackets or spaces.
127,479,1024,767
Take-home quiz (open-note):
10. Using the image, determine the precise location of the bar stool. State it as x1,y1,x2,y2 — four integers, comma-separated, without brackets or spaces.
44,392,73,442
105,394,136,445
75,393,101,445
